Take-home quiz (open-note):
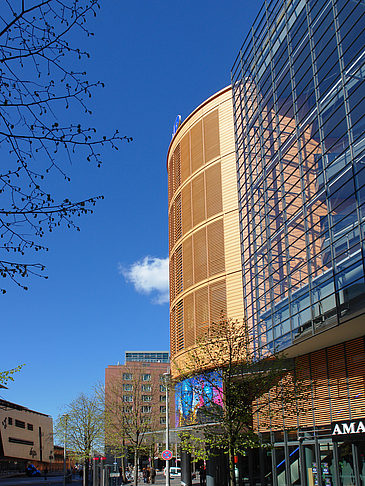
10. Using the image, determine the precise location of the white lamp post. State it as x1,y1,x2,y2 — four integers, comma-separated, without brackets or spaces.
62,415,69,486
163,372,171,486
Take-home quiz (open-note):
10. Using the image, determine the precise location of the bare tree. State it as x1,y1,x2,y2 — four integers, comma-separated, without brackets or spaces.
0,0,131,293
174,317,309,486
55,393,104,486
104,366,162,486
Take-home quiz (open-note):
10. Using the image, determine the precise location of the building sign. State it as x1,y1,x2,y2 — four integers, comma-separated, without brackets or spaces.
171,115,181,138
175,372,223,427
331,418,365,441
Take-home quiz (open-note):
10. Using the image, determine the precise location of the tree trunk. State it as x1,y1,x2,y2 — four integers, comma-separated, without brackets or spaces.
228,444,236,486
133,449,139,486
83,458,89,486
121,445,126,483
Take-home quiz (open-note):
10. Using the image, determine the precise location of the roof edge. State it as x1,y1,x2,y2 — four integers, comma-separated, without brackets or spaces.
166,85,232,168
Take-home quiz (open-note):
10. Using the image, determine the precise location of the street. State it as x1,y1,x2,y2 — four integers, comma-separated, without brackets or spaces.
0,472,201,486
0,476,82,486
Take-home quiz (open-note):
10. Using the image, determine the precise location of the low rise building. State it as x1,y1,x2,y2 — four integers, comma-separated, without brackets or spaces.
0,399,53,473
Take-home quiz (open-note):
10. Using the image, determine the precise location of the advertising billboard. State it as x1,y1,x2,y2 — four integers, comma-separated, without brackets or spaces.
175,372,223,427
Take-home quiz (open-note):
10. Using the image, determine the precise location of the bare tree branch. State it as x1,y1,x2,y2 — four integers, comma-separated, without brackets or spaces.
0,0,132,293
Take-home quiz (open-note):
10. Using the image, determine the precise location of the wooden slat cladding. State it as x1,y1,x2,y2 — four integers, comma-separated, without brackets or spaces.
183,237,193,290
173,144,181,193
171,279,228,352
171,217,225,299
311,349,331,425
176,300,184,352
209,280,227,325
205,162,223,218
207,219,225,277
168,88,243,368
169,254,175,303
181,133,191,184
346,339,365,416
193,227,207,284
203,110,220,163
170,307,176,356
181,184,192,235
255,337,365,432
169,205,175,253
175,245,183,296
327,344,349,422
170,159,222,257
168,155,173,204
190,120,203,173
174,194,182,243
192,173,205,227
195,286,209,339
183,293,195,348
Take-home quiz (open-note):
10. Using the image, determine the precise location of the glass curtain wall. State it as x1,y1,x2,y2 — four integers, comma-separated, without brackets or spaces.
231,0,365,357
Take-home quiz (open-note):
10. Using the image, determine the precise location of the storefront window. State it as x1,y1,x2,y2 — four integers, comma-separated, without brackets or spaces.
275,446,287,486
320,442,337,486
289,445,301,485
304,444,318,486
338,442,356,486
357,442,365,486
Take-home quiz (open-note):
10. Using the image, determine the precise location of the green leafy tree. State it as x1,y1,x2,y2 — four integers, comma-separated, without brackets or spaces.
174,317,309,486
0,364,24,387
55,393,104,486
0,0,131,293
104,367,161,486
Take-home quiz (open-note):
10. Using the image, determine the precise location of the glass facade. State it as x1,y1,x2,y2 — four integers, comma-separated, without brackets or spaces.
231,0,365,356
125,351,169,363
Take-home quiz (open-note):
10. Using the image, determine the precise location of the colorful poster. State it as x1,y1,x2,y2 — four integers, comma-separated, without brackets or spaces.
175,372,223,427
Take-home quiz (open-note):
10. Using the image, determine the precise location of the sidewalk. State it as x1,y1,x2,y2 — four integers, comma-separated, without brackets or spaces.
126,472,200,485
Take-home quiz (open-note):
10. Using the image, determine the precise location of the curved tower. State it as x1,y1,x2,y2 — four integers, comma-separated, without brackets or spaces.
167,86,243,378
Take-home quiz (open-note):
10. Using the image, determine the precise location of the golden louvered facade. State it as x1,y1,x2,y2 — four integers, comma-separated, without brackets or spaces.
167,87,243,378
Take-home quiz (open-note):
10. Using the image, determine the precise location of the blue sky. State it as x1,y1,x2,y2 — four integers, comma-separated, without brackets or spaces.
1,1,261,423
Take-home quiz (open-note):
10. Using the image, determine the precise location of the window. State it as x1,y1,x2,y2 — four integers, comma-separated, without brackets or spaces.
160,417,166,425
142,417,151,424
141,406,151,413
27,423,33,431
123,406,132,413
142,374,151,381
159,374,165,382
141,384,151,392
9,437,34,445
142,395,152,402
123,373,133,381
160,395,166,402
8,417,12,425
123,395,133,402
160,406,166,413
15,420,25,429
160,385,166,392
123,384,133,391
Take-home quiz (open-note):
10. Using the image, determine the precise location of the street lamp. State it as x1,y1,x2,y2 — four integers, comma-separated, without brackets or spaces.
163,372,171,486
62,415,69,486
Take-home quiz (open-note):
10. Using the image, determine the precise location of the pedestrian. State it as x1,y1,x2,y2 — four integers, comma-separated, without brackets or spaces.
143,467,147,483
146,467,151,484
44,468,48,480
151,467,156,484
199,465,206,486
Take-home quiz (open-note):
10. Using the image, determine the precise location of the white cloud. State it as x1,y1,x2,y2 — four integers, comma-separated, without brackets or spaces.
119,256,169,305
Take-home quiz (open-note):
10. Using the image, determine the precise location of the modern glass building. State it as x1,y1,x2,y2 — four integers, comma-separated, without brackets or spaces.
125,351,169,363
231,0,365,484
232,0,364,356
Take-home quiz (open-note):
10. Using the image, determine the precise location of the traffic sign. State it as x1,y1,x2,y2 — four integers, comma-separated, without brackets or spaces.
162,449,173,460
